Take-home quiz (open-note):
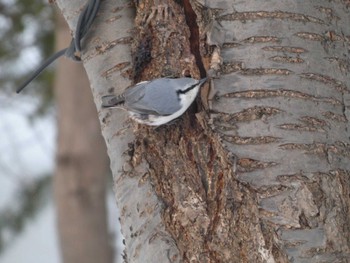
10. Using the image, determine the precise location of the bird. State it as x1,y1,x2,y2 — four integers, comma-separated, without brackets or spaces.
16,0,101,93
101,77,207,126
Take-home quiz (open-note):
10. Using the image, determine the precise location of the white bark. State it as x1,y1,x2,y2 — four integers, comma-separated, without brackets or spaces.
208,0,350,262
56,0,180,262
55,0,350,262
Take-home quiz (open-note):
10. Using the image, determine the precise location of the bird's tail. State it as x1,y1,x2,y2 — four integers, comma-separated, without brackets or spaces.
101,94,125,107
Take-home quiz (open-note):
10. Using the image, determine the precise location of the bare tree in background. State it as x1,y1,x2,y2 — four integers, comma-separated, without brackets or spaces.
53,11,114,263
56,0,350,262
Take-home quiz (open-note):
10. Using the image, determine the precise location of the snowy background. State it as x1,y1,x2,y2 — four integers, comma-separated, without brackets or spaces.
0,94,122,263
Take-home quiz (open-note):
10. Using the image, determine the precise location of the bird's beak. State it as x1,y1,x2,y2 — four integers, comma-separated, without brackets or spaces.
198,77,207,86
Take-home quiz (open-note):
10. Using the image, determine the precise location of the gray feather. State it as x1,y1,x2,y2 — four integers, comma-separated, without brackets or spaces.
123,78,199,116
101,94,125,107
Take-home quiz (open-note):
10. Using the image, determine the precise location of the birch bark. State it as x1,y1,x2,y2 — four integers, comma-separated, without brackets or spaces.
55,0,350,262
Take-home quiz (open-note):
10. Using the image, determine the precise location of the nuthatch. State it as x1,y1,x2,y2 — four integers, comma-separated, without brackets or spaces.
101,77,207,126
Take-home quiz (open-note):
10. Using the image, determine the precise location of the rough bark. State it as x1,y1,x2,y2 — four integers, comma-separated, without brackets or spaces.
53,11,113,263
206,1,350,262
56,0,350,262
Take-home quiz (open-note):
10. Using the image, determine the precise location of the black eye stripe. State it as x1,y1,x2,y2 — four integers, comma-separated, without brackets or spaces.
176,82,200,95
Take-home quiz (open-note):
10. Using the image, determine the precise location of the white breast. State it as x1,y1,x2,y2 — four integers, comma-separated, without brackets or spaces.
129,86,200,126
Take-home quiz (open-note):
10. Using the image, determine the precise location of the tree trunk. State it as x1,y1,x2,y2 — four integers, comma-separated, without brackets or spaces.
56,0,350,262
53,11,113,263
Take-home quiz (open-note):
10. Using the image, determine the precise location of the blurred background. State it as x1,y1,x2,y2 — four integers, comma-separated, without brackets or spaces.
0,1,123,262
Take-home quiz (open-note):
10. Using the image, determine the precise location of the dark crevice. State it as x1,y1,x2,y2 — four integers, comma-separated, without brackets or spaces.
182,0,207,78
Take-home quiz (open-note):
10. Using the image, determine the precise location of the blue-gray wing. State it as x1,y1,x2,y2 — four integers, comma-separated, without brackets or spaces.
123,79,183,115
